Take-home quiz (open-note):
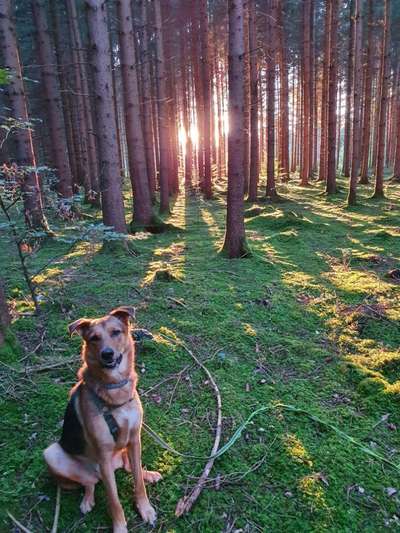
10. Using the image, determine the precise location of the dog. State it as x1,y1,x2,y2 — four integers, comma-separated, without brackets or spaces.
43,306,161,533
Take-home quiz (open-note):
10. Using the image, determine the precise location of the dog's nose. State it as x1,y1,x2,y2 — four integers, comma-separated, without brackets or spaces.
101,348,114,362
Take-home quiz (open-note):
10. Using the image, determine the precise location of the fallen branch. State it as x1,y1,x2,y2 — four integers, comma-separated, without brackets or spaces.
159,335,222,517
51,486,61,533
22,356,79,374
7,511,33,533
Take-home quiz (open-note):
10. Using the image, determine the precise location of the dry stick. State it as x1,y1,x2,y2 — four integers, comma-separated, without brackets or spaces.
159,335,222,517
0,195,40,314
51,486,61,533
6,511,34,533
21,356,80,374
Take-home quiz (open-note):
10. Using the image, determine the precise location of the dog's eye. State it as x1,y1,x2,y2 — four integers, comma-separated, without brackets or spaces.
89,335,100,342
111,330,121,337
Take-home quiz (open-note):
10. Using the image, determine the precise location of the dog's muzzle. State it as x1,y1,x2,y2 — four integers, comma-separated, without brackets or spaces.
101,352,123,369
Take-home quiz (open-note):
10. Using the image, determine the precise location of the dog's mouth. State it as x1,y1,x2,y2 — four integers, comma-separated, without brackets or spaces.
101,353,123,369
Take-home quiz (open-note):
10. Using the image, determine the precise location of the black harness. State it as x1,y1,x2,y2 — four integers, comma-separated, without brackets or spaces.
59,379,133,455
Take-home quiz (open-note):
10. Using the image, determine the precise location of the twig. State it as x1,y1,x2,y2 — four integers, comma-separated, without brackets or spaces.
0,355,79,374
142,365,189,397
160,335,222,517
167,296,188,308
51,486,61,533
6,511,33,533
0,194,40,314
191,451,270,488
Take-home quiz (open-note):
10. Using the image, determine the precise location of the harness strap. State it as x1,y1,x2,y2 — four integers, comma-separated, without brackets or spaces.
85,384,133,442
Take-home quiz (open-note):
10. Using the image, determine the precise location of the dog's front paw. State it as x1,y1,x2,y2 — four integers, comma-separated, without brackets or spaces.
137,499,157,525
113,523,128,533
80,495,95,515
143,470,162,484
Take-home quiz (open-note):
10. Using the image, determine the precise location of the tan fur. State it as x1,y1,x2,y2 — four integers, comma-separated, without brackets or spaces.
43,307,161,532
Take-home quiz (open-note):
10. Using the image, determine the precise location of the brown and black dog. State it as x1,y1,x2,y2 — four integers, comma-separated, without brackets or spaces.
44,307,161,533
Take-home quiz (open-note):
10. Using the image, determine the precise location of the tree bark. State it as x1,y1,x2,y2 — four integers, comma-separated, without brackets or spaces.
247,0,259,201
85,0,126,233
265,0,279,200
342,0,354,178
325,0,339,195
31,0,74,210
0,0,48,230
117,0,155,230
392,69,400,181
199,0,212,198
372,0,390,199
180,10,193,191
67,0,100,200
153,0,170,212
318,2,330,182
277,0,290,182
300,0,311,186
139,0,157,199
347,0,362,205
222,0,248,258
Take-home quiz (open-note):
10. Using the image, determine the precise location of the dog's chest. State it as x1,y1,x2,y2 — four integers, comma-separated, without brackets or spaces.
113,404,141,446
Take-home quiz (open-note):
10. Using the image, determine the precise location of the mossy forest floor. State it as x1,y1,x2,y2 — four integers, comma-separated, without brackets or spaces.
1,178,400,532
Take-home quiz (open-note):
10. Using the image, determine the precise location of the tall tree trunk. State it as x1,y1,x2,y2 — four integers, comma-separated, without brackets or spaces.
153,0,170,212
247,0,259,201
67,0,100,201
139,0,157,199
85,0,126,233
277,0,290,182
180,13,193,191
342,0,354,177
161,0,179,196
49,3,81,192
242,2,250,195
300,0,311,185
0,0,48,230
325,0,339,195
199,0,212,198
31,0,73,212
347,0,362,205
392,80,400,181
372,0,390,199
222,0,248,258
117,0,155,230
318,3,330,182
265,0,279,200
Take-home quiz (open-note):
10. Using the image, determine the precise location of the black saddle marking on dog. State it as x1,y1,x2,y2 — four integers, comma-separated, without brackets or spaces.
59,386,86,455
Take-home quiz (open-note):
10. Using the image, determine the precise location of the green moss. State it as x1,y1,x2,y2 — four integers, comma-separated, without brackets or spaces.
1,178,400,531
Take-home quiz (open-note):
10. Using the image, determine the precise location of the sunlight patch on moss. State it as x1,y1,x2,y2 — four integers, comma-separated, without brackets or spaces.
298,474,329,513
243,323,257,336
283,433,313,467
282,271,319,290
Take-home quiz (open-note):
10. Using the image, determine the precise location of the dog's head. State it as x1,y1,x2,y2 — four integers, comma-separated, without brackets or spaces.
68,306,135,371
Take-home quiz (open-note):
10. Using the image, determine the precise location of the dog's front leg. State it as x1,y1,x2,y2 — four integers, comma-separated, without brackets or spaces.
99,455,127,533
128,430,156,525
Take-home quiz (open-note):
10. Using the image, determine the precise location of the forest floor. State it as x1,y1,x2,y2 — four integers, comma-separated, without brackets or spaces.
1,178,400,532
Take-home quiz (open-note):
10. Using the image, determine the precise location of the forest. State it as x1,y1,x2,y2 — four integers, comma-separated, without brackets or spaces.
1,0,400,531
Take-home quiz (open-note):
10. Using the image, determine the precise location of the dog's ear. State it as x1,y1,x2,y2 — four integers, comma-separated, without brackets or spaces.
68,318,91,337
110,306,136,325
